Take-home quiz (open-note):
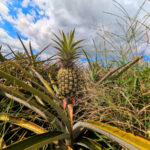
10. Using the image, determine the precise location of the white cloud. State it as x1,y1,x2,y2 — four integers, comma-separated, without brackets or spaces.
0,28,48,60
22,0,31,8
0,28,29,54
0,1,9,17
12,11,52,50
0,0,150,58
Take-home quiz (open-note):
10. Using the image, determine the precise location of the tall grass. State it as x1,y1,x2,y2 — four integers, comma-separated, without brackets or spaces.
74,0,150,142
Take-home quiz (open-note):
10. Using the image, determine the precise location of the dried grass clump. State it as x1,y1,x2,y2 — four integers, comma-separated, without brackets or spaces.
74,0,150,139
75,63,150,139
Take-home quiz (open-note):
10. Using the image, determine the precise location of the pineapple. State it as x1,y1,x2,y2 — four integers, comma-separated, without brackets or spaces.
52,29,83,98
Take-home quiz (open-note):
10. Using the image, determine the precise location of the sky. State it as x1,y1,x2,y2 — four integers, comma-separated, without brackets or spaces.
0,0,150,61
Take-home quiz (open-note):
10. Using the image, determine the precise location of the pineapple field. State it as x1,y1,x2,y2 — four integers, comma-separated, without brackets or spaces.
0,1,150,150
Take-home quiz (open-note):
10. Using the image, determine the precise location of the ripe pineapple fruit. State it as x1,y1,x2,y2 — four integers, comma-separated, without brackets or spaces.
52,29,83,98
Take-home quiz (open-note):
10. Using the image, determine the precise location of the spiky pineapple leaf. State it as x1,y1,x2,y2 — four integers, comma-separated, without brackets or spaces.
0,46,6,62
71,39,84,49
8,60,34,80
61,30,68,50
0,70,70,131
51,39,64,50
0,84,52,120
17,34,31,63
29,41,35,65
82,49,93,70
6,60,47,92
52,32,62,43
2,90,61,128
76,137,102,150
73,121,150,150
53,29,84,66
3,131,69,150
49,73,60,95
53,46,63,52
4,92,48,120
35,43,51,59
110,55,143,79
69,29,75,49
0,113,47,134
30,68,55,97
143,91,150,96
7,44,18,58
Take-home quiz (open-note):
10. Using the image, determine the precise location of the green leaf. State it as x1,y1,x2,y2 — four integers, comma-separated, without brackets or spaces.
73,121,150,150
3,131,69,150
35,43,51,59
0,84,56,121
29,41,36,65
76,137,102,150
8,60,34,80
82,49,92,70
0,46,6,62
0,84,62,128
143,91,150,96
49,73,60,96
5,60,48,92
61,30,68,49
0,70,70,131
69,29,75,49
53,46,63,52
7,44,18,58
94,132,114,149
52,32,62,43
17,33,31,63
52,39,64,50
0,113,47,134
110,55,143,79
4,92,48,120
31,68,56,97
71,40,84,49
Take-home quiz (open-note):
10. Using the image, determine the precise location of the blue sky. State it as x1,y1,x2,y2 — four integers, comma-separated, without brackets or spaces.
0,0,150,61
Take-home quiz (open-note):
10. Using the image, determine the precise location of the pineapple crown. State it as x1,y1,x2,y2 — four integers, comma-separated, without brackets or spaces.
52,29,84,68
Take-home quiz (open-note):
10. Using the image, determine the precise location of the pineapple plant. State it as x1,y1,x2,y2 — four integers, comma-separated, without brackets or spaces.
52,29,84,100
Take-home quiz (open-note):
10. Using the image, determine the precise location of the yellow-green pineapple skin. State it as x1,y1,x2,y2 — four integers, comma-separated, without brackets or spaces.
57,67,81,98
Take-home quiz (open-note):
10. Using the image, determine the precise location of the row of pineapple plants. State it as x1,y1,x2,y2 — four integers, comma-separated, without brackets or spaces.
0,28,149,150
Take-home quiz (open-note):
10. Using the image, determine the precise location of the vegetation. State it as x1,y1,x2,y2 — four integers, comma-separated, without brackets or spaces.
0,1,150,150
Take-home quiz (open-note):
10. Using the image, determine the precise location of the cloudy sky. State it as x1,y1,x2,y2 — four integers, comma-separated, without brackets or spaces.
0,0,150,60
